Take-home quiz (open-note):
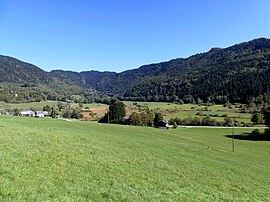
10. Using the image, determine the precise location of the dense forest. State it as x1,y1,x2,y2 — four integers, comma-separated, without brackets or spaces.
0,38,270,104
0,56,102,103
50,38,270,104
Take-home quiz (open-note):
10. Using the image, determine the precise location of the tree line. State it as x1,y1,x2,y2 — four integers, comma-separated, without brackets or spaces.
98,100,270,139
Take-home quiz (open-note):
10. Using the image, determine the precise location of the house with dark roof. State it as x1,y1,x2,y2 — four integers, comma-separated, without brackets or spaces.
157,120,173,129
35,111,45,118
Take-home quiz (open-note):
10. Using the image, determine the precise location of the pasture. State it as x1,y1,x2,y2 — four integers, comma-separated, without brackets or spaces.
124,102,253,124
0,101,108,111
0,101,59,111
0,116,269,201
0,101,253,124
0,101,108,119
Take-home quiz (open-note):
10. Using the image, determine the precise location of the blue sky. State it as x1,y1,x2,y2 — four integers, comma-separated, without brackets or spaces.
0,0,269,72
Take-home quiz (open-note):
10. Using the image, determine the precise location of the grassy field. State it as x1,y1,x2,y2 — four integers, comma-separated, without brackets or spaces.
124,101,236,111
0,101,108,118
82,103,108,118
0,101,252,124
0,116,269,201
0,101,108,111
0,101,59,111
124,101,202,110
124,101,252,124
164,111,252,123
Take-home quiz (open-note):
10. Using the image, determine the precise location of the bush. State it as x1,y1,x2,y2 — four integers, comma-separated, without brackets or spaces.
13,108,20,116
251,113,264,124
154,113,163,127
223,117,239,127
191,117,201,126
196,111,204,116
251,129,261,138
202,116,218,126
171,116,219,126
249,129,270,140
265,129,270,140
43,105,51,112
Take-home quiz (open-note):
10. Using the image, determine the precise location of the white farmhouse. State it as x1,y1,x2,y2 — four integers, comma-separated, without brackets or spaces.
19,110,35,117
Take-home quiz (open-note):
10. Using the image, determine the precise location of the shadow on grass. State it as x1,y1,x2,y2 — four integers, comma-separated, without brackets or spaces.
226,132,270,141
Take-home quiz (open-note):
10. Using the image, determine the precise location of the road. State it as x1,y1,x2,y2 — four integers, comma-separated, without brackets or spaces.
177,126,268,129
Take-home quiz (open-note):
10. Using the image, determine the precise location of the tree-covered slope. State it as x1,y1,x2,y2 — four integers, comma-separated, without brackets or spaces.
1,38,270,103
0,56,100,103
0,55,50,84
123,38,270,103
49,38,270,103
50,70,118,95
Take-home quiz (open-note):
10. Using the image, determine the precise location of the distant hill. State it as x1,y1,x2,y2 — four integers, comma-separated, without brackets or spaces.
50,70,117,95
0,55,49,84
49,38,270,103
0,56,100,103
1,38,270,103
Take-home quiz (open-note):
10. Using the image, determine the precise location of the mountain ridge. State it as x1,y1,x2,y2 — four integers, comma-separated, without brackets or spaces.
49,37,270,102
0,55,101,103
1,37,270,103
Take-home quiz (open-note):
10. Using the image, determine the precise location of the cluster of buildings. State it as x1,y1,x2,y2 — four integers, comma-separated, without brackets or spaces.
0,109,49,117
19,110,49,118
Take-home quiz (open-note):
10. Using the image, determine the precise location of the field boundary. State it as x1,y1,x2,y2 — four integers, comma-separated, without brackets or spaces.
178,126,268,129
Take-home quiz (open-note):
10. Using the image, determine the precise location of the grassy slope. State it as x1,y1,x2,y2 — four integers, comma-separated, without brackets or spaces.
0,102,108,117
124,102,252,124
0,101,108,110
0,101,59,111
124,101,233,111
1,101,251,123
0,116,269,201
165,111,252,123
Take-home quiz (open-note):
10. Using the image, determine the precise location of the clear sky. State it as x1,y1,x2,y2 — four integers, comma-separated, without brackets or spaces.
0,0,269,72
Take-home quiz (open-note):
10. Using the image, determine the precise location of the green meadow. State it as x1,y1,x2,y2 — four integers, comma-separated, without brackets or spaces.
0,101,59,111
0,115,269,201
0,101,108,111
124,101,233,111
0,101,253,124
124,102,252,124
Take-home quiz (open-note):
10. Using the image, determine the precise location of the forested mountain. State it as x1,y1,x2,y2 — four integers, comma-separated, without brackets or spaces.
0,55,49,84
1,38,270,104
49,38,270,103
0,56,100,103
123,38,270,103
50,70,117,95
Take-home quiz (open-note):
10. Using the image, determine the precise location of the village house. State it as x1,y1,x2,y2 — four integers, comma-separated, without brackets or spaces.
35,111,45,118
19,110,35,117
19,110,49,118
123,115,131,125
66,99,74,103
157,120,174,129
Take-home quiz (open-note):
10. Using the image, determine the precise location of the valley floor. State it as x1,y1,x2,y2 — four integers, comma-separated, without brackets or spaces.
0,116,269,201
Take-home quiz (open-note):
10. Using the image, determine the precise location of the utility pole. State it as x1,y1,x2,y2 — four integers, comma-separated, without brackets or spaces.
107,109,110,124
232,119,235,152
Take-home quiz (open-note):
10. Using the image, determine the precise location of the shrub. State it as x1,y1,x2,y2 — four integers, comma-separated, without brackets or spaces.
196,111,204,116
251,113,264,124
